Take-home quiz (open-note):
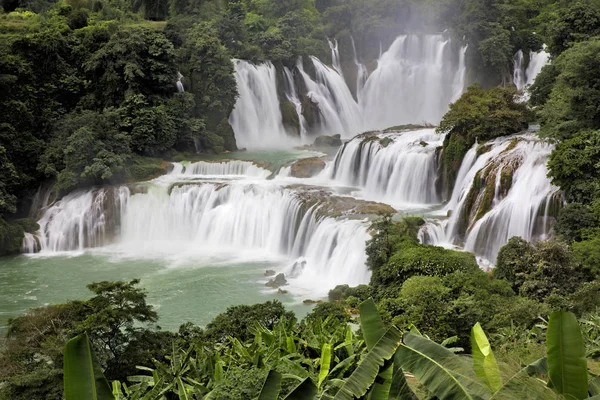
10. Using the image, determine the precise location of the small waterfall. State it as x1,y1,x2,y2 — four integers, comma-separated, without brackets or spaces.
326,128,445,206
229,60,291,149
282,67,308,138
176,72,185,93
22,232,39,253
182,160,271,177
360,35,467,130
513,48,550,91
513,50,526,91
36,187,127,252
328,39,344,77
350,36,368,100
421,134,560,263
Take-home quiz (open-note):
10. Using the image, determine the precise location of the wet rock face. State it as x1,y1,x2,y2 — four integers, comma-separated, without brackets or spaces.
313,134,342,148
265,273,287,288
290,157,326,178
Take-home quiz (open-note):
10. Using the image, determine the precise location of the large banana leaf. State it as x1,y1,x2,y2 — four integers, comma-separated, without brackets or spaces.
388,349,417,400
318,343,332,389
398,332,491,400
284,377,318,400
471,323,502,393
333,327,403,400
546,311,588,399
63,332,114,400
360,298,386,351
360,298,392,399
258,370,282,400
490,360,561,400
589,375,600,396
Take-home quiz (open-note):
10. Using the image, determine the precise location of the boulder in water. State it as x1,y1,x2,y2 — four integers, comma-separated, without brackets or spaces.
264,269,276,277
290,157,326,178
266,273,287,288
313,134,342,148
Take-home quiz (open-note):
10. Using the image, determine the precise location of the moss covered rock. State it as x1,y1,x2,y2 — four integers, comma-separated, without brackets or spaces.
301,95,322,131
290,157,326,178
313,134,342,148
280,100,300,137
0,217,39,256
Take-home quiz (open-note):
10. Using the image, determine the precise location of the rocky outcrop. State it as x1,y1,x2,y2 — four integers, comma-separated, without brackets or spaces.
313,134,342,148
290,157,326,178
266,273,287,288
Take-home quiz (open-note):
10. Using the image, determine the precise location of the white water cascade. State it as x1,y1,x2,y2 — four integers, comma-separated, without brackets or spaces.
325,128,445,207
182,160,271,178
419,134,561,263
230,34,467,147
513,48,550,91
350,36,368,100
29,160,372,296
328,39,344,77
229,60,291,149
360,35,467,130
282,67,308,138
176,72,184,93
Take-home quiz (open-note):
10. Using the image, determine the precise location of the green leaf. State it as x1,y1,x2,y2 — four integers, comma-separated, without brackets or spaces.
257,370,282,400
360,298,386,351
471,323,503,393
547,311,588,399
64,332,115,400
398,332,491,400
318,343,332,389
389,349,417,400
284,377,317,400
333,327,403,400
490,359,561,400
589,375,600,396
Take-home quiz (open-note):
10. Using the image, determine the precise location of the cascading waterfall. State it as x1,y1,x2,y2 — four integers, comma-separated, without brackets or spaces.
229,60,292,149
513,48,550,91
182,160,270,177
231,34,467,146
28,160,371,296
350,36,368,100
419,134,560,263
36,187,127,252
176,72,184,93
328,39,344,77
283,67,308,138
360,35,467,130
325,128,444,206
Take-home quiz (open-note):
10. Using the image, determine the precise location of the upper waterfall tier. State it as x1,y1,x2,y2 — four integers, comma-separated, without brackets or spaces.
229,34,466,149
325,128,445,207
419,134,561,263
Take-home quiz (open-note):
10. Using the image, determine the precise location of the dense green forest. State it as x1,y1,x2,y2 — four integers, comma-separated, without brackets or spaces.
4,0,600,397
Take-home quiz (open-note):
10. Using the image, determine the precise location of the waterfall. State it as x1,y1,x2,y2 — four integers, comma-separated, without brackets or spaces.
326,128,444,206
513,50,526,91
282,67,308,138
182,160,271,177
420,134,560,263
36,187,127,252
229,60,292,149
28,160,371,295
350,36,368,100
360,35,467,130
176,72,184,93
513,48,550,91
328,39,344,77
22,232,39,253
297,57,364,136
